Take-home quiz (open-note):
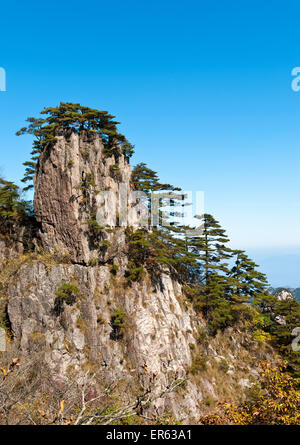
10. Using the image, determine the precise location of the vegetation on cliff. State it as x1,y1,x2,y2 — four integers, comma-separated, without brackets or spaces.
17,102,135,190
0,103,299,424
7,103,300,371
0,178,32,230
200,360,300,424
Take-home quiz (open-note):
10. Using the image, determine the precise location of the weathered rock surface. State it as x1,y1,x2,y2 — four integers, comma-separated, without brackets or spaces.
3,132,274,422
0,221,37,261
7,259,201,419
7,262,194,377
34,131,140,264
7,257,271,422
274,288,296,301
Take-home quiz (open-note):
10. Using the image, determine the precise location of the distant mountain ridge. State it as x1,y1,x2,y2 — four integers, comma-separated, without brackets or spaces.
268,287,300,302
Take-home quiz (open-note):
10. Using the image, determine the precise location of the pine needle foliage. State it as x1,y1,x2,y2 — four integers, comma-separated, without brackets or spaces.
17,103,134,190
0,177,33,235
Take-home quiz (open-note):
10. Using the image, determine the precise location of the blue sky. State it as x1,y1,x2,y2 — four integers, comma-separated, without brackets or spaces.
1,0,300,286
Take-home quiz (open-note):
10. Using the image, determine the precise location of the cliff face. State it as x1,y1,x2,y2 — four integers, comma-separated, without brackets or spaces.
1,133,274,423
7,263,198,416
34,131,137,265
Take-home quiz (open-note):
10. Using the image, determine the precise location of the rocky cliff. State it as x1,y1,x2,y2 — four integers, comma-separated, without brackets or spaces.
273,288,297,301
34,130,138,265
0,132,274,423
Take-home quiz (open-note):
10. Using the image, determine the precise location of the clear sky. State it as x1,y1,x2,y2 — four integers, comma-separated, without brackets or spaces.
1,0,300,286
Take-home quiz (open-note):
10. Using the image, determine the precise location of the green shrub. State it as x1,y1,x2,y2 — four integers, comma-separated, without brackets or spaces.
0,300,10,332
110,308,127,340
100,240,111,248
56,283,79,303
197,328,208,344
125,262,144,283
77,316,89,334
202,396,213,407
111,308,127,329
109,164,122,181
85,173,97,187
110,264,119,275
190,354,208,375
97,315,105,325
54,283,80,315
88,218,104,231
219,359,229,373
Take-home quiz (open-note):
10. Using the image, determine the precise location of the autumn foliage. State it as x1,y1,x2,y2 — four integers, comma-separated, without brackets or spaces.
200,360,300,425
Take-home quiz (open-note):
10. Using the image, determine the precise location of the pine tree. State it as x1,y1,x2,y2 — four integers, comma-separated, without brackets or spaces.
131,163,180,195
0,178,31,235
253,289,300,376
189,215,232,304
131,162,183,228
17,117,56,190
228,250,269,304
17,103,134,190
125,225,198,284
272,296,300,376
125,228,151,282
187,214,234,332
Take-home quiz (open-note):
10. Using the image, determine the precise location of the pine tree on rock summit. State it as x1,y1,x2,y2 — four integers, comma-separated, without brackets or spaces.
17,103,134,190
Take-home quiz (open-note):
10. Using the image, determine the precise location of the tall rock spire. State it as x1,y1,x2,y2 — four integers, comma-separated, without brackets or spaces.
34,130,138,264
